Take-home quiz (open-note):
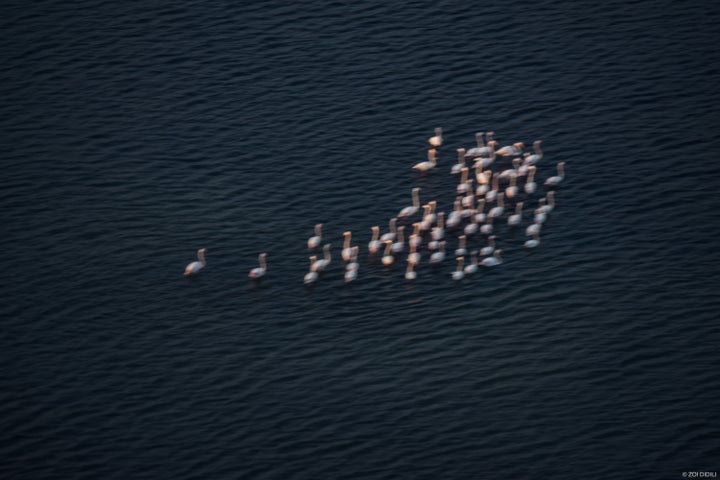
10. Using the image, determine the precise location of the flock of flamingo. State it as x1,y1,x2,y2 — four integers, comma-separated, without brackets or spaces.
184,128,566,284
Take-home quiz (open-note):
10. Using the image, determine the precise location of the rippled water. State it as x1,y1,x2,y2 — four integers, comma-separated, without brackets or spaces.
2,1,720,478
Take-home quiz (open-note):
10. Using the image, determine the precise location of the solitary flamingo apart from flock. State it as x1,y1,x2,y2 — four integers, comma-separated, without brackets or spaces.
428,127,443,147
481,249,503,267
545,161,565,186
184,248,207,276
398,187,421,218
452,257,465,281
308,223,323,250
413,148,438,172
248,253,267,279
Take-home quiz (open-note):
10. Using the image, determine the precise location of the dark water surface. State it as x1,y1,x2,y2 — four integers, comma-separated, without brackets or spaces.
2,1,720,479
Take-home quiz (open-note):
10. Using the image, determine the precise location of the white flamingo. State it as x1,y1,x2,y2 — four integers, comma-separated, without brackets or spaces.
475,199,486,224
413,148,438,172
405,260,417,280
495,142,524,157
451,148,466,174
545,161,565,186
464,211,479,236
485,174,500,203
480,215,494,235
381,240,394,266
429,241,446,264
248,252,267,279
481,249,503,267
464,250,479,274
408,240,421,266
428,127,443,147
480,235,496,256
505,172,518,199
311,244,332,272
465,132,494,158
184,248,207,276
474,140,496,168
524,231,541,248
304,257,318,284
523,140,543,165
342,231,353,262
307,223,323,250
526,223,541,237
398,187,421,218
538,191,555,214
346,246,360,272
409,224,422,248
452,257,465,281
508,201,524,226
391,226,405,254
380,218,397,243
446,199,462,229
431,212,445,241
457,167,470,194
368,226,381,254
455,235,467,257
524,165,537,194
488,192,504,218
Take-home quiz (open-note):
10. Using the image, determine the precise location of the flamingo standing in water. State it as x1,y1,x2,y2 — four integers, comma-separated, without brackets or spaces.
398,187,421,218
451,148,466,174
307,223,323,250
545,161,565,186
523,140,543,165
524,166,537,194
481,249,503,267
495,141,524,157
464,250,479,275
428,127,443,147
452,257,465,281
413,148,438,172
508,201,524,226
342,231,354,262
368,226,381,254
184,248,207,276
248,253,267,279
